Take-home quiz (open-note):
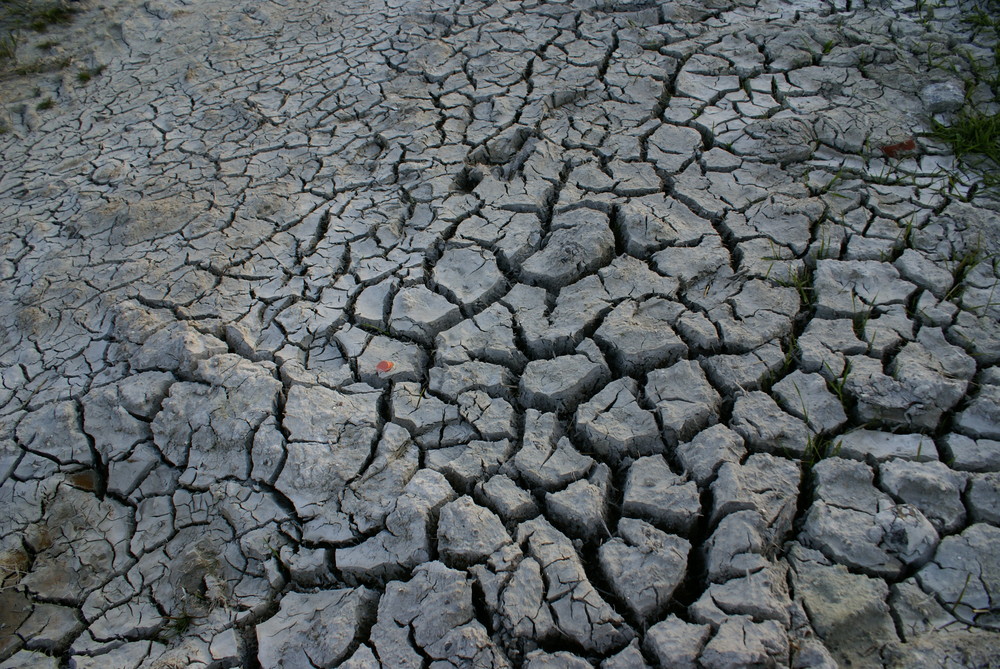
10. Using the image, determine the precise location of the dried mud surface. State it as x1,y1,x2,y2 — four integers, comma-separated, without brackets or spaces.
1,0,999,666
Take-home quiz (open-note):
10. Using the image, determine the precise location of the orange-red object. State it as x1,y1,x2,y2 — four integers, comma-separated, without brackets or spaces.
880,138,916,158
375,360,394,373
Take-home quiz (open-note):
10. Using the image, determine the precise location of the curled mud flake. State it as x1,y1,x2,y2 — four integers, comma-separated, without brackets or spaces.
880,138,917,158
376,360,395,373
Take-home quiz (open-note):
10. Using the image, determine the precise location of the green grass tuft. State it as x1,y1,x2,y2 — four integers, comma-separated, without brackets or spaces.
803,435,842,467
35,96,53,110
1,1,79,62
932,110,1000,164
27,4,77,32
931,109,1000,193
775,266,815,307
0,32,15,60
76,64,104,83
964,7,1000,34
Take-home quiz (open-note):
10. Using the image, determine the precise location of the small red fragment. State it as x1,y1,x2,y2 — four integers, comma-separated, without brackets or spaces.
880,138,916,158
375,360,394,373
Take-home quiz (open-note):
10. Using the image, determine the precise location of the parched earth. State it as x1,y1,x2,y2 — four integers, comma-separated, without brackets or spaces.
1,0,1000,666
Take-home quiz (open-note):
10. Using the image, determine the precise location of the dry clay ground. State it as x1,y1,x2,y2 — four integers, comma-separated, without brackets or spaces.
1,0,1000,666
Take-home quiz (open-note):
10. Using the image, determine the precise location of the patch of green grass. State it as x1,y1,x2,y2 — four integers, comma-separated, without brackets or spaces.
76,64,104,83
908,0,1000,196
900,215,916,249
953,244,985,282
811,166,849,196
945,238,992,300
852,307,871,341
931,110,1000,164
803,434,842,467
0,32,15,60
824,359,852,406
964,7,1000,35
36,38,57,50
765,335,799,389
0,1,79,67
812,233,838,261
35,96,52,110
931,108,1000,195
960,46,1000,94
775,266,815,307
27,3,77,32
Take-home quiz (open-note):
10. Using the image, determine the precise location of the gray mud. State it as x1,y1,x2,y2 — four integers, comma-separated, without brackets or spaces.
1,0,999,666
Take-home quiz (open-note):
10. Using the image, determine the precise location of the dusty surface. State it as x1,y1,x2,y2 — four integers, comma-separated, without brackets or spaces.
1,0,999,666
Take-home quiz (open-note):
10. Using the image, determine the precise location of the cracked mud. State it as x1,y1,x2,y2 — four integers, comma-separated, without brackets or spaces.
1,0,1000,666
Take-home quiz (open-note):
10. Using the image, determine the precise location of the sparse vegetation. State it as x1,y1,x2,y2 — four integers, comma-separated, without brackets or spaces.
949,572,975,619
1,1,80,72
0,0,78,32
35,95,52,109
776,266,815,307
963,5,1000,35
931,110,1000,183
851,306,871,341
27,3,75,32
952,242,986,284
811,234,831,261
0,31,15,60
76,64,104,83
765,336,800,390
945,238,993,300
803,434,842,466
825,360,852,406
934,108,1000,168
158,609,207,640
0,0,79,32
904,0,1000,197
